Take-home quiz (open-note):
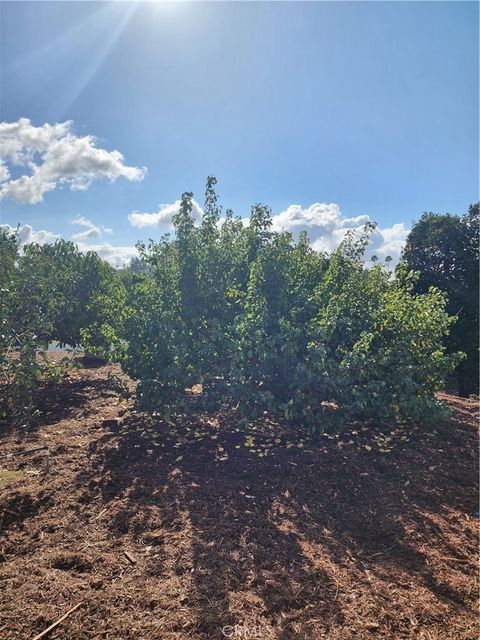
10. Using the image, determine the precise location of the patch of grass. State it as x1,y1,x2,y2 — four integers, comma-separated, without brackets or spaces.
0,468,25,487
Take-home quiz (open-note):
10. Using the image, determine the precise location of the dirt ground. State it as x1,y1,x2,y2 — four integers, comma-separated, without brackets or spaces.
0,355,478,640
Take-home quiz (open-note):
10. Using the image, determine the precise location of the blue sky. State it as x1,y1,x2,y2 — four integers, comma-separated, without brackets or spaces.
0,1,478,265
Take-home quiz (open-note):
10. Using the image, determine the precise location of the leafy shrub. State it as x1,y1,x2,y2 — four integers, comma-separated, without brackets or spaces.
0,230,123,427
0,229,66,427
121,178,460,431
18,240,126,357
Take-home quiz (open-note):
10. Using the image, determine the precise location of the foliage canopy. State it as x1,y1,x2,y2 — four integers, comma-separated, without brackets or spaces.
0,231,124,426
120,178,461,431
0,179,468,431
401,204,479,396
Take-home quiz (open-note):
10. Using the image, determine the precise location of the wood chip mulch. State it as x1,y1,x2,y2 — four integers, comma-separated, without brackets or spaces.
0,356,478,639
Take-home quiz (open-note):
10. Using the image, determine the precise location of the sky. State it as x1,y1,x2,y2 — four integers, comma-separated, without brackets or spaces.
0,1,478,266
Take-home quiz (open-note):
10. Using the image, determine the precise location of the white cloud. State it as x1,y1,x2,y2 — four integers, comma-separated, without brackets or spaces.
0,223,59,245
2,198,408,269
128,198,407,263
75,241,137,268
71,215,112,241
0,118,147,204
73,228,101,240
0,159,10,183
128,198,203,229
1,222,135,268
270,202,408,264
371,223,409,260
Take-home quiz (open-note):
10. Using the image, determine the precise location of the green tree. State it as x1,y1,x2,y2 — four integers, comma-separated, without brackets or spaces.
121,177,460,432
401,204,479,396
0,229,64,427
0,232,126,426
18,240,126,356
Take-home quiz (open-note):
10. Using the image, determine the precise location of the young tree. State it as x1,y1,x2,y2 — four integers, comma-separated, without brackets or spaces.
0,229,63,427
120,177,460,432
19,240,126,357
0,232,126,426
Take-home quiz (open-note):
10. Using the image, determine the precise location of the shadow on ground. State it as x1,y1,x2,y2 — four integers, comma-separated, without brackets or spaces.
71,399,478,639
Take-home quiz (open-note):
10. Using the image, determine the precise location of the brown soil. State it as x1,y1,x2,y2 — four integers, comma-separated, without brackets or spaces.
0,356,478,640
